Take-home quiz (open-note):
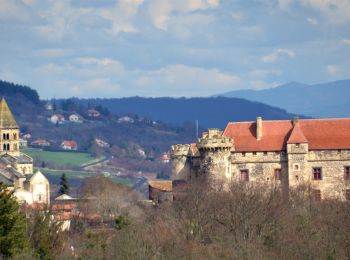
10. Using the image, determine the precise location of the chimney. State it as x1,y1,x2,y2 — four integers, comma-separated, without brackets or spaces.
292,116,299,126
256,117,262,140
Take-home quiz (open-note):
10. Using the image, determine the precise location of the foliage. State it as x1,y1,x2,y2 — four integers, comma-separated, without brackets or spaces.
27,210,63,260
58,173,69,195
0,80,40,104
0,184,29,257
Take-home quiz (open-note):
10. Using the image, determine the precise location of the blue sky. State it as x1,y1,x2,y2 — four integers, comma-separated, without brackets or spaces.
0,0,349,98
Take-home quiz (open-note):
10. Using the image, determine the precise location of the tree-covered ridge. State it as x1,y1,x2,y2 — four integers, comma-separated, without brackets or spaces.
0,80,40,104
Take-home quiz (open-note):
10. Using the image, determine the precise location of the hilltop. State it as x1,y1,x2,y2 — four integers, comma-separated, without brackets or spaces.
218,79,350,118
73,96,301,129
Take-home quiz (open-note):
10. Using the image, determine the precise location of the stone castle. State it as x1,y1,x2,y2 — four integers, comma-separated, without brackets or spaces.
171,117,350,200
0,98,50,205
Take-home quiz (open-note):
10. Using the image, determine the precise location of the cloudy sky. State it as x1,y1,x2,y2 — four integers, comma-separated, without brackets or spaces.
0,0,349,98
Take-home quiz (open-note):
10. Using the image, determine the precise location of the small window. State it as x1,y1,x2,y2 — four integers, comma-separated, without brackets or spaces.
13,133,17,140
242,152,246,157
252,152,257,156
6,133,9,140
263,152,268,156
345,190,350,201
295,143,300,147
3,144,6,151
275,151,279,155
2,133,5,139
345,166,350,180
313,189,321,201
274,169,281,181
313,168,322,180
240,170,249,182
293,163,300,171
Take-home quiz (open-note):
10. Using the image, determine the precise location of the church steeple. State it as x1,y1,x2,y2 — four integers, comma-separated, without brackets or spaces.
0,98,20,156
0,98,19,129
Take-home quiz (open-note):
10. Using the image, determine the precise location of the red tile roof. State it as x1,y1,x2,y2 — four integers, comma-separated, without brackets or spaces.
62,140,77,149
149,180,173,192
287,123,308,144
223,118,350,151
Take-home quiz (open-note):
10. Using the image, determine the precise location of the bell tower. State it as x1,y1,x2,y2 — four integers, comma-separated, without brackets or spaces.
0,98,20,156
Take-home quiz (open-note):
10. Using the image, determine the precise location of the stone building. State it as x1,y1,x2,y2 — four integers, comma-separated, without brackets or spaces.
171,117,350,201
0,98,50,205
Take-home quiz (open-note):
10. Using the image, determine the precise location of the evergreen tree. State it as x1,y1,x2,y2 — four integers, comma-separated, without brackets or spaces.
0,184,29,257
58,174,69,195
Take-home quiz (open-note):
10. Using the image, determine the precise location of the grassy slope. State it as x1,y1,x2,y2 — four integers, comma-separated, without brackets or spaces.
23,149,95,167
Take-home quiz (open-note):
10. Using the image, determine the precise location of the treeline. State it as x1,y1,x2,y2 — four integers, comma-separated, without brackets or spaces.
2,178,350,259
71,97,304,128
0,80,40,104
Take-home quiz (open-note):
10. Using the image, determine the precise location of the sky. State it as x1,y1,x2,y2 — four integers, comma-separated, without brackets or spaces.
0,0,350,98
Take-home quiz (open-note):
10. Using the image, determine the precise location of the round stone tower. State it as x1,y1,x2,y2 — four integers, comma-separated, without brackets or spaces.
197,128,234,186
170,144,191,180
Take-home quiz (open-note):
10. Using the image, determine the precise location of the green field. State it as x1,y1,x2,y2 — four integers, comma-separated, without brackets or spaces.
40,168,132,186
23,149,99,167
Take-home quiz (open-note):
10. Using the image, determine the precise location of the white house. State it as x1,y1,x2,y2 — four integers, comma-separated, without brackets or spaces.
61,140,78,151
117,116,134,123
49,114,65,124
69,114,83,123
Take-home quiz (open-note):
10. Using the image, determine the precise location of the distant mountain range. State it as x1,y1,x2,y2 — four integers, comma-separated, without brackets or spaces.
76,97,301,129
218,79,350,118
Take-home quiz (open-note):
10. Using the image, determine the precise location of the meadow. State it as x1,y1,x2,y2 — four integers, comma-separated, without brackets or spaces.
23,149,100,167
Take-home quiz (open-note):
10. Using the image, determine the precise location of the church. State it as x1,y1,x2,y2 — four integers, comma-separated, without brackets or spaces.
0,98,50,205
171,117,350,201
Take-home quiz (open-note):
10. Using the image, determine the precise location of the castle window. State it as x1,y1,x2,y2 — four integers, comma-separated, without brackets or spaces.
313,167,322,180
2,133,5,139
274,169,281,181
295,143,300,147
293,163,300,171
252,152,257,156
313,189,321,201
344,166,350,180
6,144,9,151
242,152,246,157
13,133,17,140
6,133,9,140
263,152,268,156
240,170,249,182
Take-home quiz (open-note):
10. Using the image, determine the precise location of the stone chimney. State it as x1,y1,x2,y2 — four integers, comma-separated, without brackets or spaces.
292,116,299,126
256,117,262,140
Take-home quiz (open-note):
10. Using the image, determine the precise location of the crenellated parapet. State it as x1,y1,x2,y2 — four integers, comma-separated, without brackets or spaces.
197,128,234,152
171,144,191,158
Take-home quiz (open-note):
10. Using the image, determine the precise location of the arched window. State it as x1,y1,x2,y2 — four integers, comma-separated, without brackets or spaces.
23,167,27,174
3,144,6,151
13,133,17,140
6,144,10,151
2,133,5,140
6,133,9,140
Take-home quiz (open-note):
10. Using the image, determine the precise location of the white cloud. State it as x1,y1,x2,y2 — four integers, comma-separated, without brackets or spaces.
250,80,279,90
99,0,144,35
250,69,282,78
326,64,339,76
148,0,219,31
341,39,350,45
278,0,293,10
132,64,239,96
307,17,318,25
0,0,30,22
301,0,350,24
261,48,295,63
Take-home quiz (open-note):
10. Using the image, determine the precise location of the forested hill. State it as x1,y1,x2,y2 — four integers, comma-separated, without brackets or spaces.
75,97,303,129
0,80,40,104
